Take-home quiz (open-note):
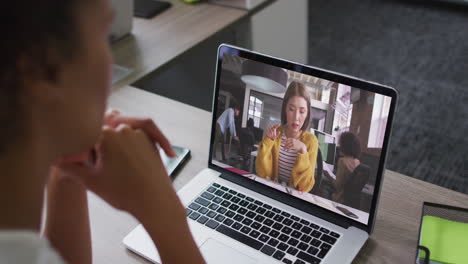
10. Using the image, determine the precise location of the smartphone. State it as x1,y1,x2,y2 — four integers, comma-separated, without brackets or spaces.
134,0,172,19
336,206,358,219
159,145,190,176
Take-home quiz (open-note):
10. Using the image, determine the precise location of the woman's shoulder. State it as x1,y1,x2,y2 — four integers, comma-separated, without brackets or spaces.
300,131,318,144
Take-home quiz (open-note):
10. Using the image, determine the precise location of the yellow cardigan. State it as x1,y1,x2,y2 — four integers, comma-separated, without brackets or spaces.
255,127,318,192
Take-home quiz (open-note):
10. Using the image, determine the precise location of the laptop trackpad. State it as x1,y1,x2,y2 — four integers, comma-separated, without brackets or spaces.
200,238,258,264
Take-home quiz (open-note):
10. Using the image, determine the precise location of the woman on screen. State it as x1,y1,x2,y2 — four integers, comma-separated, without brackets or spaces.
255,81,318,192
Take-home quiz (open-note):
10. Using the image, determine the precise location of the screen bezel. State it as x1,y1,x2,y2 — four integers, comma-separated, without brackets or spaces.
208,44,398,234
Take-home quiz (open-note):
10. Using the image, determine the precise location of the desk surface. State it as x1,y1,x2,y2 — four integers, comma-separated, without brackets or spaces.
111,0,248,89
89,86,468,264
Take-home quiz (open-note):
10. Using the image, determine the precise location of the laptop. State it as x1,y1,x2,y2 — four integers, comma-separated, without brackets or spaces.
123,44,398,264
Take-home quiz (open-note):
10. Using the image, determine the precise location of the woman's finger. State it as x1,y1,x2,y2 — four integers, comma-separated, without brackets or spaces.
105,116,176,158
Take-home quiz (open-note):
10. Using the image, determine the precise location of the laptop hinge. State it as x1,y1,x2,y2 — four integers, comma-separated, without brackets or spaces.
219,171,355,230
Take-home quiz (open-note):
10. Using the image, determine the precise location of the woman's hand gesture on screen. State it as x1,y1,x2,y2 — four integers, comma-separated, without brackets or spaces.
266,124,281,140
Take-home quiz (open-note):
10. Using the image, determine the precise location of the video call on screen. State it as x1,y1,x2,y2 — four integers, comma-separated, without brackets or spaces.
212,53,392,224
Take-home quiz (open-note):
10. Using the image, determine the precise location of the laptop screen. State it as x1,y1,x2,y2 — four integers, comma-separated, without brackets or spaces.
210,45,396,226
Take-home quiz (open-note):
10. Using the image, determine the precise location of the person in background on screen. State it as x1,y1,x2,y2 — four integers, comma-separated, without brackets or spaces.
255,81,318,192
0,0,205,263
213,101,240,161
325,132,361,203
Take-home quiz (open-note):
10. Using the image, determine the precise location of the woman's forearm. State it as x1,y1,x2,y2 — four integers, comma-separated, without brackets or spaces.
139,206,205,264
44,168,92,264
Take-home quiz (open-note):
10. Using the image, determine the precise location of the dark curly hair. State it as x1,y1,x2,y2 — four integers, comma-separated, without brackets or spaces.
339,132,361,159
0,1,87,154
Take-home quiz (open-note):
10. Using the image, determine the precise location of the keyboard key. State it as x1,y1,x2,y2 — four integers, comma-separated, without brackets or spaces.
269,230,280,238
247,204,258,211
205,219,219,229
246,211,257,219
287,238,299,247
223,218,234,226
287,247,298,256
300,234,312,243
277,242,288,251
254,215,265,223
330,232,340,239
320,234,337,245
240,226,252,234
207,186,216,193
283,258,292,264
197,216,209,224
291,230,302,239
216,207,227,214
319,227,330,234
216,225,263,250
230,197,241,204
311,238,321,247
260,226,271,234
311,230,322,238
251,222,261,230
264,211,275,218
220,186,229,191
272,223,284,230
221,200,231,207
229,189,237,195
188,203,201,210
254,200,263,206
207,210,217,218
310,223,320,229
317,243,331,258
237,193,246,198
238,208,248,215
294,260,306,264
272,208,282,213
273,250,286,260
267,238,279,247
256,207,267,215
246,197,254,202
300,219,310,226
259,234,269,242
189,212,200,220
298,242,308,251
232,222,242,230
249,230,260,238
234,214,244,221
201,192,214,200
225,210,236,218
292,222,303,230
291,215,300,221
307,246,319,256
242,218,253,226
214,190,225,196
239,200,249,207
283,218,293,226
208,203,219,210
278,234,289,242
213,197,223,204
262,204,272,209
274,215,284,222
297,251,321,264
260,245,275,256
264,219,274,226
281,211,291,217
186,208,192,216
215,215,225,222
282,226,292,235
198,207,209,215
212,183,220,188
301,226,312,234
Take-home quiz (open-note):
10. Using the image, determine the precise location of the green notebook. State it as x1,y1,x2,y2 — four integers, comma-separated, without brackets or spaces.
419,215,468,264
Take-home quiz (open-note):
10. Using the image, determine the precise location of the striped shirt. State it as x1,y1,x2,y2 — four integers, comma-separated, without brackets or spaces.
278,135,298,184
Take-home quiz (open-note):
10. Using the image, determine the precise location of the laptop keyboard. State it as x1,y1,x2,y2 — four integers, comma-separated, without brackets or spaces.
185,183,341,264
